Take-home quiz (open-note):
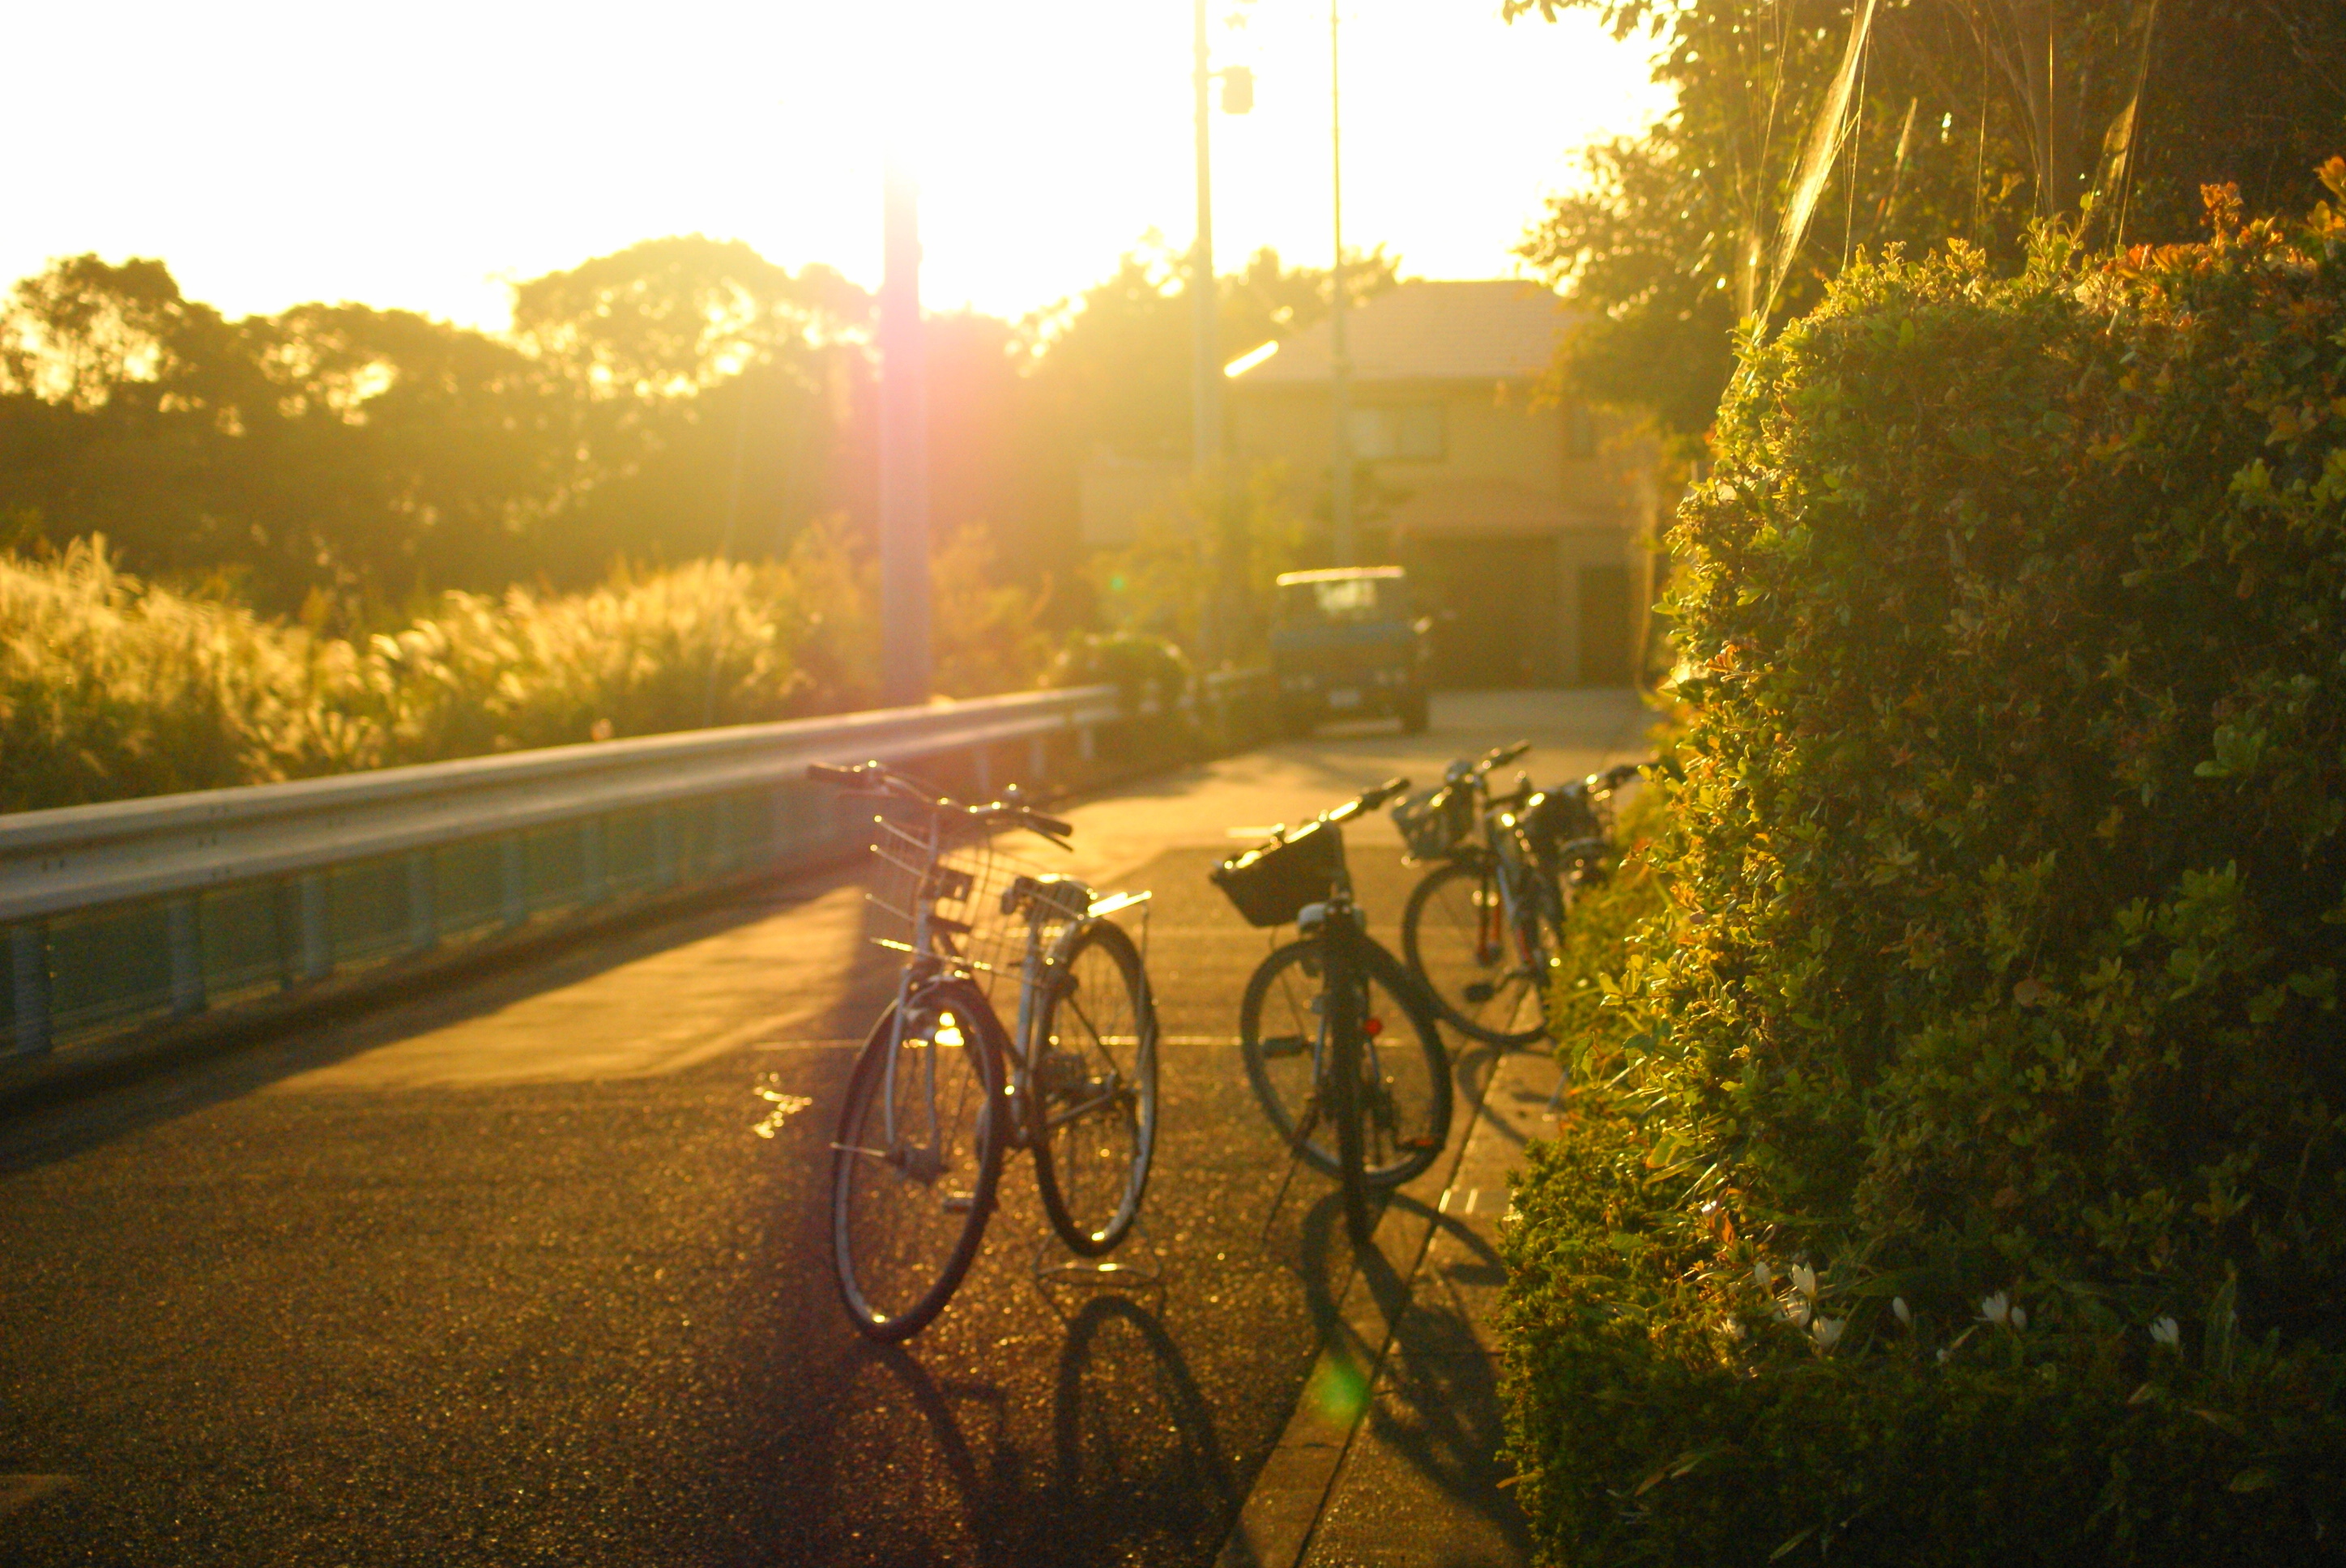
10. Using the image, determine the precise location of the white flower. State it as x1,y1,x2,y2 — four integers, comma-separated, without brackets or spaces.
2009,1305,2028,1333
1936,1347,1952,1365
1892,1296,1913,1327
1752,1260,1774,1293
1979,1292,2011,1327
2149,1316,2181,1348
1791,1264,1819,1302
1781,1295,1813,1328
1721,1317,1747,1343
1813,1316,1845,1352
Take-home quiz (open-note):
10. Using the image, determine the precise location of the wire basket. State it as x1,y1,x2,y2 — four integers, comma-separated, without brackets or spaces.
867,816,1076,996
1392,783,1476,861
1212,820,1345,928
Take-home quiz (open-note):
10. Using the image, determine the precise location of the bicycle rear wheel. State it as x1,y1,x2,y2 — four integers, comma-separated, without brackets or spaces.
1324,990,1375,1243
1401,857,1555,1046
831,991,1005,1341
1239,936,1451,1187
1032,918,1160,1256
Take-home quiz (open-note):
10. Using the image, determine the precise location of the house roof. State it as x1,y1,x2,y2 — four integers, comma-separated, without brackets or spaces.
1225,279,1576,387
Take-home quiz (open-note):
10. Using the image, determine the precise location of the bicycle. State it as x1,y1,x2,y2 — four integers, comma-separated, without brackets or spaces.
809,761,1160,1342
1211,777,1451,1244
1395,750,1646,1047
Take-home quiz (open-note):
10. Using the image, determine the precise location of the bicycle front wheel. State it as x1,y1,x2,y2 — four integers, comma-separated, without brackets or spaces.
1401,858,1555,1046
1032,918,1160,1257
831,991,1005,1341
1239,936,1451,1187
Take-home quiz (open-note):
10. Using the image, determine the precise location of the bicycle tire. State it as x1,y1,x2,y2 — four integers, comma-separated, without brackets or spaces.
831,987,1005,1341
1239,935,1451,1187
1324,974,1376,1243
1032,918,1160,1256
1401,857,1556,1046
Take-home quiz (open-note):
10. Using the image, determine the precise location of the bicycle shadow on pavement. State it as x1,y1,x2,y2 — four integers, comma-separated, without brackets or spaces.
1277,1187,1530,1564
784,1293,1239,1567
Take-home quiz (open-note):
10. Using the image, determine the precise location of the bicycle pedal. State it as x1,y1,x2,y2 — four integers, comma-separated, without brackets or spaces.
942,1192,978,1214
1463,982,1497,1003
1260,1034,1310,1059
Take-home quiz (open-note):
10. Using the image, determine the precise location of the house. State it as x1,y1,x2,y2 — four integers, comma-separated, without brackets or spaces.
1222,279,1656,688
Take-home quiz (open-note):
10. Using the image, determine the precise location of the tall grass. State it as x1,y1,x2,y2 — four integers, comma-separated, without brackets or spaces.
1,523,1050,814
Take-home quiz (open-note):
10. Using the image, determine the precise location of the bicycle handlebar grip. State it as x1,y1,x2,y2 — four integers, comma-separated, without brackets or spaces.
1025,809,1075,838
806,761,867,786
1358,775,1413,813
1486,739,1532,769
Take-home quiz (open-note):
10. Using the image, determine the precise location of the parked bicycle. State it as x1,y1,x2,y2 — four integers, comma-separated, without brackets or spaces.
1395,748,1647,1046
809,761,1160,1342
1211,777,1450,1244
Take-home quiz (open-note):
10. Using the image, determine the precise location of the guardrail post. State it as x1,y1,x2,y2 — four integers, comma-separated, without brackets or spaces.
653,810,678,889
972,747,992,802
167,896,206,1019
500,835,527,927
406,852,437,952
582,818,608,905
1026,735,1047,785
1077,722,1098,763
10,922,50,1055
297,873,331,983
771,786,796,861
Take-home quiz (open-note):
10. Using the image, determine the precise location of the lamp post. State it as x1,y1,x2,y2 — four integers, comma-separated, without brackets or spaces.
878,150,931,707
1191,0,1221,478
1328,0,1354,567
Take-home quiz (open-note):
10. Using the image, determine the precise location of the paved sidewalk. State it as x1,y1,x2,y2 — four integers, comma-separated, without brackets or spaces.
1218,1046,1558,1568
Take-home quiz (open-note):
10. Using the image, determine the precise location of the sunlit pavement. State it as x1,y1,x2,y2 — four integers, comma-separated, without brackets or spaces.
0,688,1649,1566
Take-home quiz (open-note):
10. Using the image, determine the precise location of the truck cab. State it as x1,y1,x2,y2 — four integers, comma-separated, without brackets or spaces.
1269,566,1433,735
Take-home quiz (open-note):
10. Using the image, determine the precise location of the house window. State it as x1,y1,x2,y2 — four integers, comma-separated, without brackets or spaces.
1348,404,1444,462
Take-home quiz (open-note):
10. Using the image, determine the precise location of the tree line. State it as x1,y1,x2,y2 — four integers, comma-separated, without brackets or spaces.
0,234,1390,628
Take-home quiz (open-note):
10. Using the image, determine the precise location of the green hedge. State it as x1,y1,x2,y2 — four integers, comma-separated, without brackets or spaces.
1502,170,2346,1563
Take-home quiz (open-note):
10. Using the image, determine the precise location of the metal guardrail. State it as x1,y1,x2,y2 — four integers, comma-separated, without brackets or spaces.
2,671,1273,1061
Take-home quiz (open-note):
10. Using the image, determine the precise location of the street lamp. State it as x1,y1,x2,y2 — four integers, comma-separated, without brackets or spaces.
1328,0,1354,567
1191,3,1252,479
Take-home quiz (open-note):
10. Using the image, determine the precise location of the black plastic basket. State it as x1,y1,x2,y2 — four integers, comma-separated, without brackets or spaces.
1211,820,1345,928
1392,784,1474,861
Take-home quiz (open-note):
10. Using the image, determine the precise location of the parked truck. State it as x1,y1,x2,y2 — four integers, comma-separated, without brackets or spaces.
1269,566,1433,735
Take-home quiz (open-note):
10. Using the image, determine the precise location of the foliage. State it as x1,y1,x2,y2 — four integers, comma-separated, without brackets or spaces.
0,523,1051,813
1044,632,1192,716
0,241,864,610
1089,463,1307,666
1510,0,2346,442
1501,174,2346,1562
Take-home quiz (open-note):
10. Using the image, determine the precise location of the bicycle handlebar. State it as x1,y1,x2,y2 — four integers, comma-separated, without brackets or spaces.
1325,775,1412,825
805,760,1072,842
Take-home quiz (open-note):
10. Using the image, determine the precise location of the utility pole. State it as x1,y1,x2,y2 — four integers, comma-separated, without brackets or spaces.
1191,0,1221,478
878,151,931,708
1327,0,1354,567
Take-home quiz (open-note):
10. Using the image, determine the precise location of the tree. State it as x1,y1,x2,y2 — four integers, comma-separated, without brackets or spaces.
1508,0,2346,442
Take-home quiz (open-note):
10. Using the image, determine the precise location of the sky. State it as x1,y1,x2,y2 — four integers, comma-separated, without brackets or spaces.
6,1,1666,334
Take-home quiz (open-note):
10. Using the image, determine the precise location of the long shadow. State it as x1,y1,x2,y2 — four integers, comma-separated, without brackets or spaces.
1358,1195,1532,1561
770,1294,1238,1568
1281,1186,1530,1561
0,862,885,1175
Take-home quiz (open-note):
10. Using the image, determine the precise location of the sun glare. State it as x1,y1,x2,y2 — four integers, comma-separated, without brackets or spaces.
6,2,1661,330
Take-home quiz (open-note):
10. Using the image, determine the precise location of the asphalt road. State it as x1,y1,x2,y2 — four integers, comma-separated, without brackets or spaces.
0,690,1648,1566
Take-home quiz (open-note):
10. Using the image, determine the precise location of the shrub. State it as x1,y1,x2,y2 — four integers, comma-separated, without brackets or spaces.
0,517,1054,812
1503,170,2346,1564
